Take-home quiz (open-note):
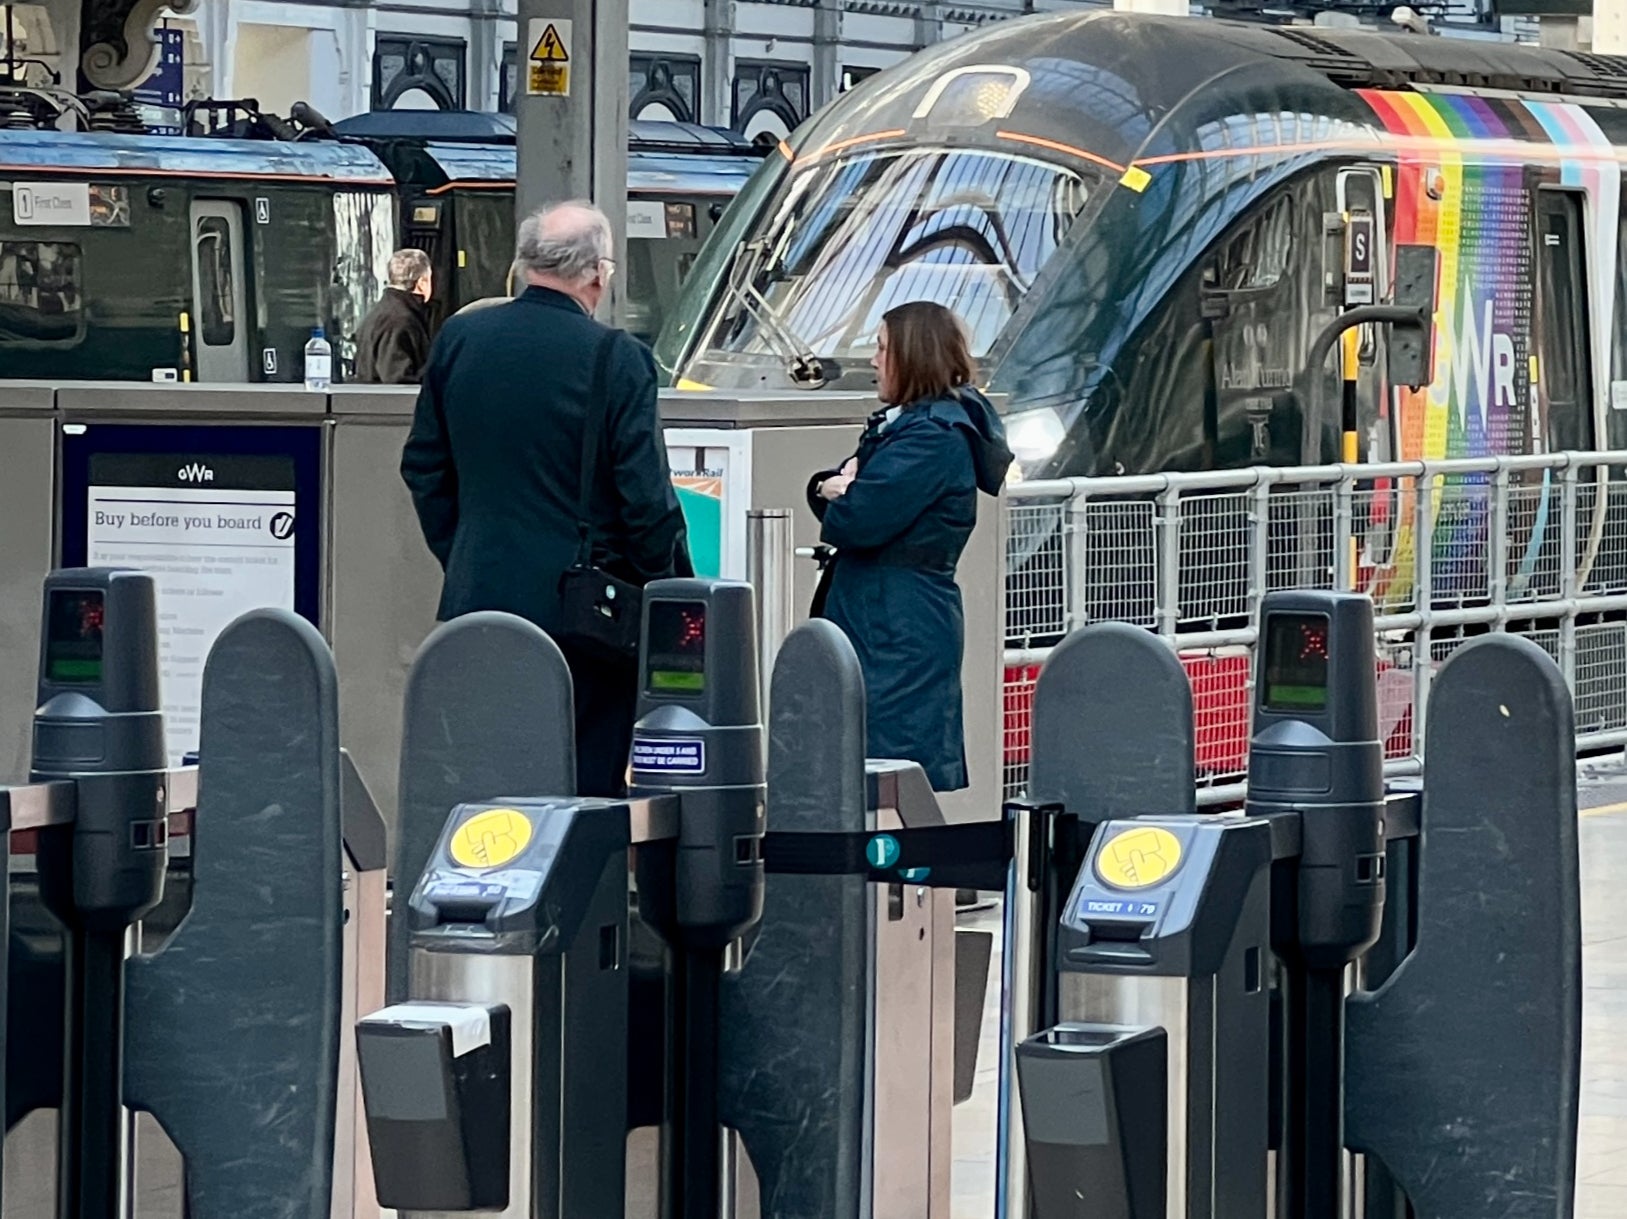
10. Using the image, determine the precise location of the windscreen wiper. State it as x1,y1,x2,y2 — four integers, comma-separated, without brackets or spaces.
723,243,829,389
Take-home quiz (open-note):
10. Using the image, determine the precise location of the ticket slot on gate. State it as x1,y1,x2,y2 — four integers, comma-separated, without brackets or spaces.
355,1003,512,1211
1017,1025,1166,1219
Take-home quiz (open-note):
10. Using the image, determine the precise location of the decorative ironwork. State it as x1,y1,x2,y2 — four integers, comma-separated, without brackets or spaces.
732,60,809,139
373,35,467,111
631,53,700,123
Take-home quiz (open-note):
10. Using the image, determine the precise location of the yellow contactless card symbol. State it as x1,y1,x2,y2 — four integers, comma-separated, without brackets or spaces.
450,808,534,870
1095,827,1183,890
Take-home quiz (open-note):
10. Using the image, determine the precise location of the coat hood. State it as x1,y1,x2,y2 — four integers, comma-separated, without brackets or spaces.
932,387,1013,496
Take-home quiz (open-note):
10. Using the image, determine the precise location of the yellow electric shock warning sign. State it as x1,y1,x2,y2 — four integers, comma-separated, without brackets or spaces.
1095,826,1183,890
450,807,534,870
527,18,571,97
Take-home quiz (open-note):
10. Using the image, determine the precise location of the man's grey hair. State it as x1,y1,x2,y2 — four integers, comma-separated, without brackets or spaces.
514,201,613,283
387,247,432,289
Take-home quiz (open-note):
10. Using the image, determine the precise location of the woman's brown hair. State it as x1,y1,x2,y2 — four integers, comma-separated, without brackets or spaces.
881,301,977,407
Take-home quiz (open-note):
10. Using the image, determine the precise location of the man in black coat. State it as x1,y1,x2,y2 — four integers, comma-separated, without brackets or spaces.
400,201,691,796
356,248,434,383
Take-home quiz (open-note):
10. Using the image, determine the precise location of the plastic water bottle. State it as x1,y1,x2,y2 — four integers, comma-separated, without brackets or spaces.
304,326,332,391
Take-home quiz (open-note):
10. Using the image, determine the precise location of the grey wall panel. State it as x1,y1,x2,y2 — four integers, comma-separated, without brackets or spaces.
328,417,442,841
944,490,1003,825
0,415,56,779
55,382,322,417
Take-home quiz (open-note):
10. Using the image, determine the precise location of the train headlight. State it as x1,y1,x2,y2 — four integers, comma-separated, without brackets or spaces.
1005,407,1066,465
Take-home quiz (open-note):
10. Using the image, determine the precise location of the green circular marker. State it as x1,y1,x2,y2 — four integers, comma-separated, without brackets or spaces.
866,834,901,869
899,867,931,883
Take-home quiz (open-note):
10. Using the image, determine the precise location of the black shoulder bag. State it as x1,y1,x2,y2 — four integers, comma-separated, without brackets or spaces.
556,334,645,665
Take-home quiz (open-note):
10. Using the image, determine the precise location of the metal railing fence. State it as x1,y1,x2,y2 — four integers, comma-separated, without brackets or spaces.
1002,451,1627,804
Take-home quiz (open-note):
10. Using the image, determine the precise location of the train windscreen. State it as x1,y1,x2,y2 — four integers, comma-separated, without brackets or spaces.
695,147,1088,369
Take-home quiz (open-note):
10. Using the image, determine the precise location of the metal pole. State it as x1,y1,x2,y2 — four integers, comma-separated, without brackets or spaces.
514,0,628,325
746,509,794,705
997,804,1041,1219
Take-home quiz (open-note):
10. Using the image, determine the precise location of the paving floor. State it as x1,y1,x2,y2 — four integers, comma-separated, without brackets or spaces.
6,764,1627,1218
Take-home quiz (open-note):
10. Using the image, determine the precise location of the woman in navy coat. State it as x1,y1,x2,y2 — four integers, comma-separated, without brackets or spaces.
807,302,1013,792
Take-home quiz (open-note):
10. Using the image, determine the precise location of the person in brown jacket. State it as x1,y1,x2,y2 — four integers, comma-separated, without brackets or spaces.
356,248,433,383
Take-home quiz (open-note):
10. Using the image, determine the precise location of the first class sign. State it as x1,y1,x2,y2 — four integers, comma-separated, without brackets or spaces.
13,182,92,227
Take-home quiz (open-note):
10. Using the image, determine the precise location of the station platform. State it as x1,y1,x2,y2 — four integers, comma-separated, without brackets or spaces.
940,760,1627,1219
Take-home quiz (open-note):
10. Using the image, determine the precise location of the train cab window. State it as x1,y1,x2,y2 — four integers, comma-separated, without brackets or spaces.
0,241,83,345
1535,191,1593,452
703,147,1090,363
195,217,236,347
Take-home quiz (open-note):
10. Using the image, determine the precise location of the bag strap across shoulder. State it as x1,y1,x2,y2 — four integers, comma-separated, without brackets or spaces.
574,330,620,566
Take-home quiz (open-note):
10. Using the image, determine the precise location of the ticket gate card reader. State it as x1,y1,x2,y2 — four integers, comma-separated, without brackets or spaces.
358,796,654,1219
30,570,170,1219
628,581,767,1219
1244,592,1384,1219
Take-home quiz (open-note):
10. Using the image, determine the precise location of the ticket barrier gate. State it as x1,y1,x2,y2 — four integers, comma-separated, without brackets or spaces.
0,567,358,1219
1010,591,1581,1219
359,581,767,1219
6,749,388,1219
358,585,969,1219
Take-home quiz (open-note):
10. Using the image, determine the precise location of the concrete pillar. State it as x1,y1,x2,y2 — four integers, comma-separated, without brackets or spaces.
914,0,943,50
1539,14,1591,49
515,0,629,322
812,0,842,113
469,0,504,112
702,0,735,128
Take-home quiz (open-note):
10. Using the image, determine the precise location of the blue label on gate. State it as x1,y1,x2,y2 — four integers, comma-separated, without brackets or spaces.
425,880,507,903
1080,898,1161,920
632,737,706,774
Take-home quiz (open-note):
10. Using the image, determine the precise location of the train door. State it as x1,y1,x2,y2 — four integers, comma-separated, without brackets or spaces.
1534,189,1594,453
188,200,249,382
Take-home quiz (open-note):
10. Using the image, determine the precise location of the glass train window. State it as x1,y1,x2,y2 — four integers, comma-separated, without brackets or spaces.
1207,194,1294,292
704,148,1089,362
194,217,236,348
1535,191,1592,452
0,241,83,345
